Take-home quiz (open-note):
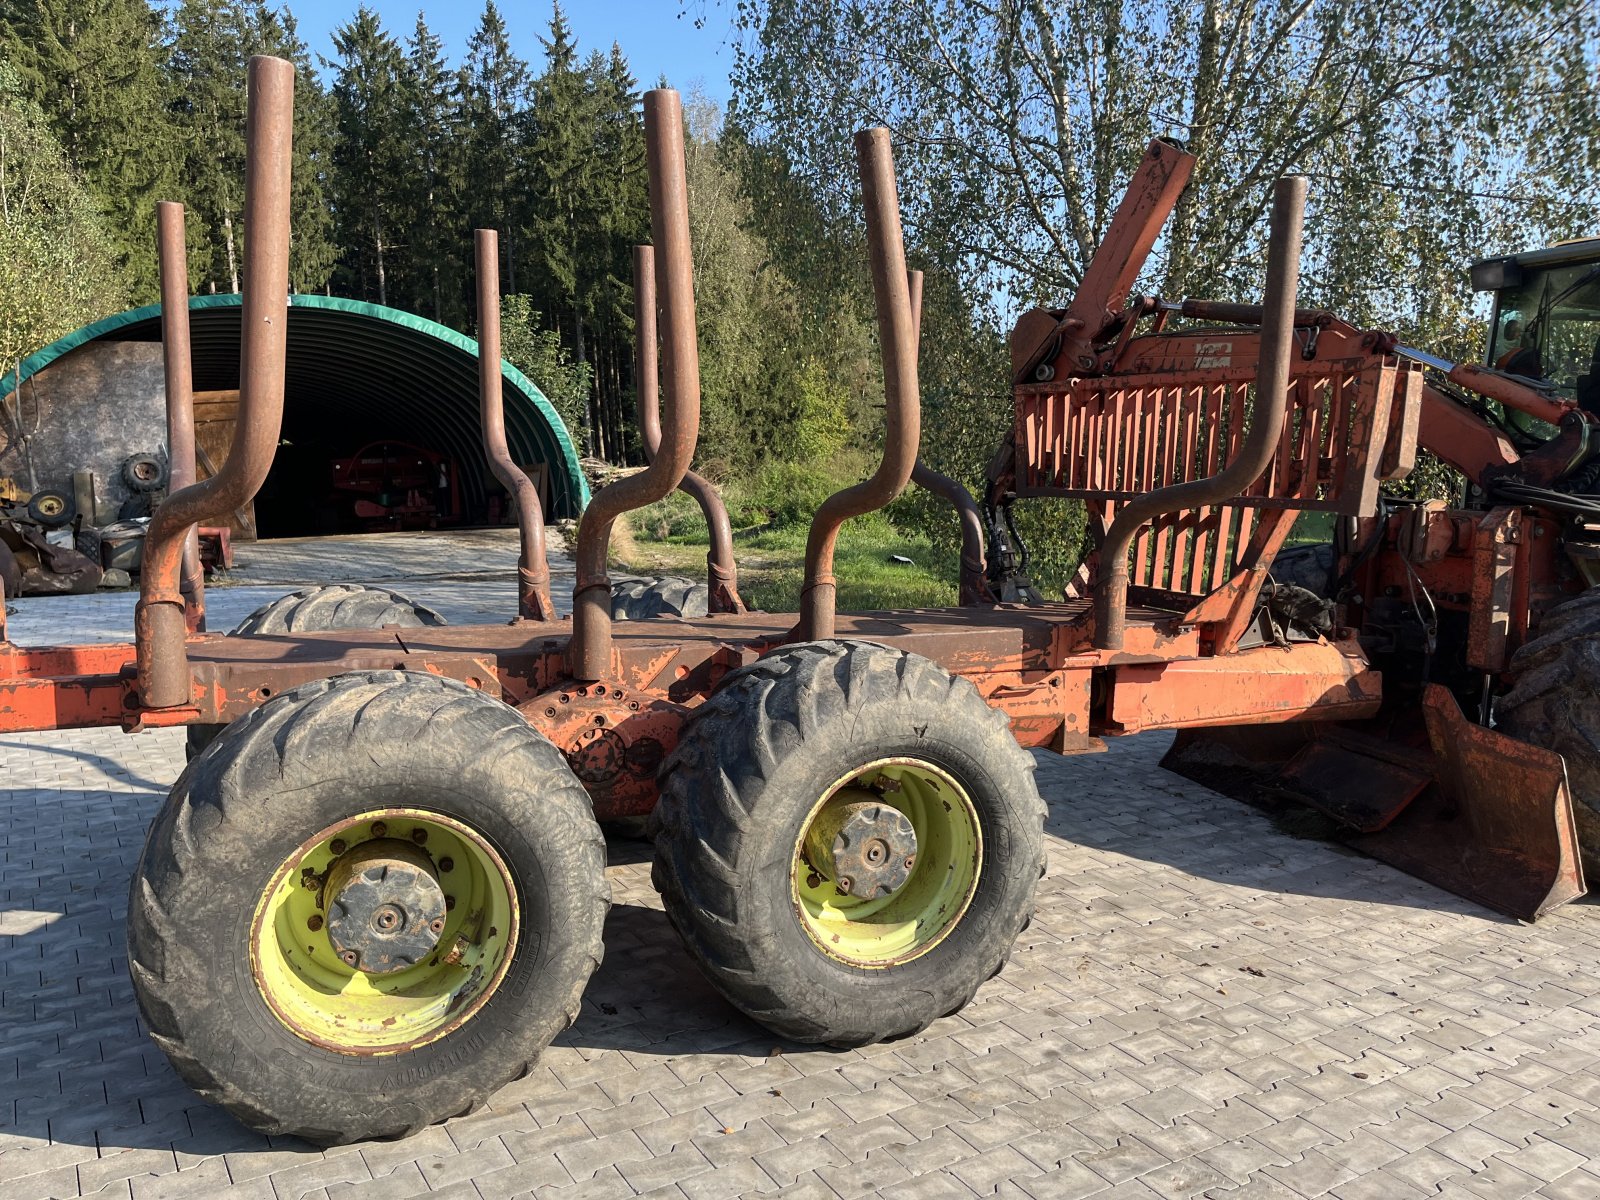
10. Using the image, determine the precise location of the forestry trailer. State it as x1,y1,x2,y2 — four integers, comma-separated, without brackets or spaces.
0,57,1594,1143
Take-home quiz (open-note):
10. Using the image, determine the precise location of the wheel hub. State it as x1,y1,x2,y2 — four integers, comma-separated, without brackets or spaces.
323,840,447,974
804,789,919,898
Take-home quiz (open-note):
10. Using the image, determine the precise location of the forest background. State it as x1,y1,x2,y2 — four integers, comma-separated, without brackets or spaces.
3,0,1598,605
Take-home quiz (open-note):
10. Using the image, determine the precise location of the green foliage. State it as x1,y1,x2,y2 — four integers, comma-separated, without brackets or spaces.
1,0,174,300
0,59,127,369
498,293,592,447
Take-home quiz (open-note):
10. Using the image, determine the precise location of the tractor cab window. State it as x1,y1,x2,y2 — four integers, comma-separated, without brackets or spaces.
1492,260,1600,416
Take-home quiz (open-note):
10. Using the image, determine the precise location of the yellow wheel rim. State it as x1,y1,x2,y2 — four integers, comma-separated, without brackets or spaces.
34,495,63,516
250,809,518,1054
791,757,981,966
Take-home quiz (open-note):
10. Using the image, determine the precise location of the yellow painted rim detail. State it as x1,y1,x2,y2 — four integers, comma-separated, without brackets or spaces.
250,808,518,1055
792,758,981,967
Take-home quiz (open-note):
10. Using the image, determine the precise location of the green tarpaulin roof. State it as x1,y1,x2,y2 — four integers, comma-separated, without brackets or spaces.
1,294,589,519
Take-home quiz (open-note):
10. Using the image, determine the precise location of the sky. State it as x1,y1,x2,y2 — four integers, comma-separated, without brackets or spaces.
290,0,739,106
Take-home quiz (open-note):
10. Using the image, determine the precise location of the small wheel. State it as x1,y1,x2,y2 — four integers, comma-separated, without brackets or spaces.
26,488,74,528
651,640,1044,1045
131,671,608,1143
610,575,708,621
187,585,448,760
1498,586,1600,876
122,452,169,493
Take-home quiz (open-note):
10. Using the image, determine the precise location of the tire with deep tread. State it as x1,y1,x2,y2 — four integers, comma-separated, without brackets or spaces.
1497,586,1600,875
186,585,447,760
1267,543,1335,596
231,583,447,636
610,575,708,621
131,671,609,1144
650,640,1045,1046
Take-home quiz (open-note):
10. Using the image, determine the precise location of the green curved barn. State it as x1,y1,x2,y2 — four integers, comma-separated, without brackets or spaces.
0,294,588,535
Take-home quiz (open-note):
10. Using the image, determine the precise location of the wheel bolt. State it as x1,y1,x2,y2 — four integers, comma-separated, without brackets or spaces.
307,914,323,932
411,829,428,845
340,950,358,966
371,821,387,837
445,895,456,910
330,839,347,855
439,857,454,873
430,917,446,934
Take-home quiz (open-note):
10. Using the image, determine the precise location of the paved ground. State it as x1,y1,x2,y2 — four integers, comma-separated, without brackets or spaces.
3,539,1600,1200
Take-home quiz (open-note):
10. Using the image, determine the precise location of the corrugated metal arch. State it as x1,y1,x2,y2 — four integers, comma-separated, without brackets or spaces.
1,294,589,519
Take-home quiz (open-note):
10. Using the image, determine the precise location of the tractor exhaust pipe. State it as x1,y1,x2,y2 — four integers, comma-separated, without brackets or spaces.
1093,174,1307,651
137,55,294,708
632,244,745,614
567,89,702,681
796,127,920,641
476,228,555,622
156,201,206,634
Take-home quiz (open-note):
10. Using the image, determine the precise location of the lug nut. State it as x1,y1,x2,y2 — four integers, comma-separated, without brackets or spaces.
438,857,454,873
330,838,347,855
411,829,428,845
371,821,387,837
445,895,456,910
307,914,323,932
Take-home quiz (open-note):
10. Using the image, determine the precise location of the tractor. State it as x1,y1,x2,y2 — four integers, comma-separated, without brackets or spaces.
0,56,1593,1144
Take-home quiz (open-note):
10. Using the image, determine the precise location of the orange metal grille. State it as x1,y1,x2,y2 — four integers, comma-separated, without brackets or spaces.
1016,356,1412,597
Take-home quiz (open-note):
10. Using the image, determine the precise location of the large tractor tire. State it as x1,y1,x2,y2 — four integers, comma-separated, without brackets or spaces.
231,583,447,635
652,640,1044,1046
610,574,708,621
130,671,608,1144
1497,586,1600,875
187,584,446,760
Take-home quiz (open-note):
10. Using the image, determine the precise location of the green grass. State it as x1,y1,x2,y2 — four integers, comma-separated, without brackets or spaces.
614,461,960,612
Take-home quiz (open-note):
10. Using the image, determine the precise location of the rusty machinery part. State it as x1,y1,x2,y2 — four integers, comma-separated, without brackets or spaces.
609,575,709,622
568,89,702,682
158,200,205,634
801,790,919,900
797,128,920,642
632,244,746,615
122,453,170,494
520,682,689,822
186,584,450,761
137,55,296,710
476,228,555,622
1498,585,1600,877
904,268,993,607
127,671,608,1144
320,837,450,974
25,489,75,529
651,640,1044,1045
1093,174,1307,651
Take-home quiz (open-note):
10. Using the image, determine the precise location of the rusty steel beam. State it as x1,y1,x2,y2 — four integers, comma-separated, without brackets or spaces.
156,201,206,634
796,127,920,642
476,229,555,622
1093,174,1307,651
904,269,989,606
567,89,702,681
631,244,744,614
136,55,295,708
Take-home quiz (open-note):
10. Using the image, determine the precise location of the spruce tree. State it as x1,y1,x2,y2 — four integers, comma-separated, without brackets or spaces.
1,0,177,299
398,13,460,323
458,1,530,296
328,6,407,304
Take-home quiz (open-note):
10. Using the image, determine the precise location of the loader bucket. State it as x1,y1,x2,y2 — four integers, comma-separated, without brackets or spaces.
1162,685,1585,921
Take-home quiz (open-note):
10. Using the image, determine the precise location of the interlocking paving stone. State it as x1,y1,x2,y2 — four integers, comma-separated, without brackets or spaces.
2,555,1600,1199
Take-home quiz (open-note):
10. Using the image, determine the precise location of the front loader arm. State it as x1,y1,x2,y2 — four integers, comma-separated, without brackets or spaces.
1010,138,1196,382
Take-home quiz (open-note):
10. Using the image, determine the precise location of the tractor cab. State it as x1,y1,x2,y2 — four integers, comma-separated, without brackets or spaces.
1474,237,1600,424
